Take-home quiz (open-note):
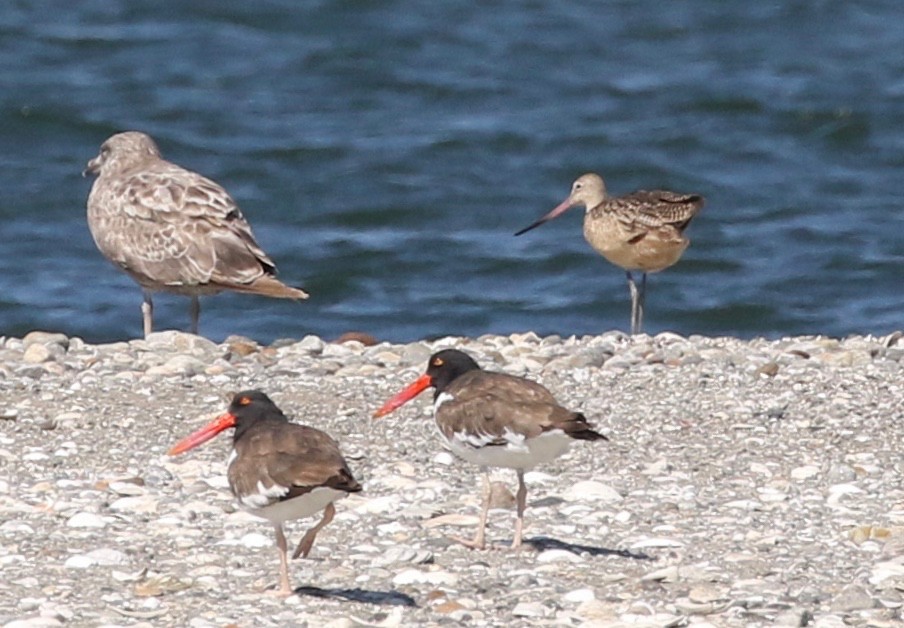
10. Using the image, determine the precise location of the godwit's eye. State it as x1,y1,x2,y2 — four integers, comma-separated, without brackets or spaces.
237,396,251,406
432,357,444,367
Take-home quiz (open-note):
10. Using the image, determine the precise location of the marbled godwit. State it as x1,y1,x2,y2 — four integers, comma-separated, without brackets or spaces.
516,173,703,334
84,131,308,338
169,390,361,596
374,349,607,550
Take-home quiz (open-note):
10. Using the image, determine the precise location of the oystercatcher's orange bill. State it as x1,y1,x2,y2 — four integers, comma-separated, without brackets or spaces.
168,412,236,455
373,374,433,418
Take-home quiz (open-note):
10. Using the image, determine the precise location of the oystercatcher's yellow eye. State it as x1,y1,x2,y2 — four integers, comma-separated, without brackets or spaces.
432,357,444,367
238,396,251,406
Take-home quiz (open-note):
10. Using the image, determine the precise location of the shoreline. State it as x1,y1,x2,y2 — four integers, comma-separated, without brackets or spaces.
1,328,903,626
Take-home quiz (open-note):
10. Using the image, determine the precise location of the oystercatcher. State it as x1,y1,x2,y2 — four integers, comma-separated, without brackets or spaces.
374,349,606,550
169,390,360,595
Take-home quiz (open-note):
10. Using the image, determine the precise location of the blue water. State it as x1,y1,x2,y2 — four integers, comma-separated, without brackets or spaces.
1,1,902,343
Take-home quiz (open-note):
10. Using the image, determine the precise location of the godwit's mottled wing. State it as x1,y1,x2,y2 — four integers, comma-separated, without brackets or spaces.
90,161,278,289
602,190,704,237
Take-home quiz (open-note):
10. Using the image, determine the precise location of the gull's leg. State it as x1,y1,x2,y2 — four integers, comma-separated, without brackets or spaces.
141,290,154,338
189,296,200,335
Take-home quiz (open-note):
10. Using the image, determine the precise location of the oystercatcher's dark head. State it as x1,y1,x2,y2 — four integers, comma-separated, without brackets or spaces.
168,389,287,455
373,349,481,418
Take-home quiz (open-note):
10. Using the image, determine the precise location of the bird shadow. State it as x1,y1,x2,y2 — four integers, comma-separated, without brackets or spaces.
294,585,418,607
525,535,654,561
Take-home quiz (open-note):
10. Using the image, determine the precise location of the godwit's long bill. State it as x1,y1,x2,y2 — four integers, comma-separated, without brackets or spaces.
374,349,606,550
169,390,360,595
85,131,308,338
516,173,703,334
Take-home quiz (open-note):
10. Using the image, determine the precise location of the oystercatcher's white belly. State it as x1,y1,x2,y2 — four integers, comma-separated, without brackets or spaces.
242,486,348,525
442,427,572,470
432,392,572,470
226,449,347,525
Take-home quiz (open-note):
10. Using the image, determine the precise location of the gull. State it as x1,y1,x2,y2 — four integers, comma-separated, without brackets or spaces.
84,131,307,337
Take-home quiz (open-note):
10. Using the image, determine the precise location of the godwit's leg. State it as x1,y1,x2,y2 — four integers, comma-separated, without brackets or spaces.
626,271,640,335
511,469,527,550
189,296,200,335
292,502,336,559
637,272,647,334
451,468,490,550
273,524,292,596
141,290,154,338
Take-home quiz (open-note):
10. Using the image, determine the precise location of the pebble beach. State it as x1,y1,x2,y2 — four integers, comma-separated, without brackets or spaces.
1,328,903,627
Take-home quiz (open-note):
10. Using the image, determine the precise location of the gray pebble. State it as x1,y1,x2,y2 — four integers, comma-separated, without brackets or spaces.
0,330,901,627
